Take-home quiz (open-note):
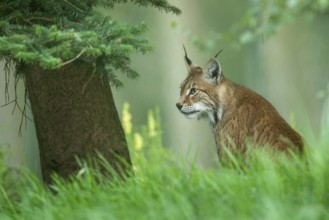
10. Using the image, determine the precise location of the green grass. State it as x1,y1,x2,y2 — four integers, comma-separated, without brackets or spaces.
0,106,329,220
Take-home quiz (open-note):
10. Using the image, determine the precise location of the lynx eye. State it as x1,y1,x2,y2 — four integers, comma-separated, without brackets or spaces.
189,88,197,96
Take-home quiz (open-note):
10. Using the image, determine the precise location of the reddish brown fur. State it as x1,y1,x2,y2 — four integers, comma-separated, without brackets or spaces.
214,78,303,157
176,52,303,159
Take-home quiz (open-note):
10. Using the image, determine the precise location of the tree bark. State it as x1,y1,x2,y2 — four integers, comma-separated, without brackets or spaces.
24,62,131,183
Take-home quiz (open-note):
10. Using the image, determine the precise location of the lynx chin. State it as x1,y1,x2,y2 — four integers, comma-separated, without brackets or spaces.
176,46,303,158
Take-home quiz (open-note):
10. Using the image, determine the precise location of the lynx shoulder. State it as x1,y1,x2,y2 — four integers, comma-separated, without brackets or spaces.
176,47,303,157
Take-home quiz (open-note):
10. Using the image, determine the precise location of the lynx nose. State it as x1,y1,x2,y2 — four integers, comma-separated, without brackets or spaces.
176,103,183,110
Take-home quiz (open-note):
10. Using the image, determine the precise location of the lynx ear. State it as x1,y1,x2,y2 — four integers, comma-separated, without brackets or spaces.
205,58,222,83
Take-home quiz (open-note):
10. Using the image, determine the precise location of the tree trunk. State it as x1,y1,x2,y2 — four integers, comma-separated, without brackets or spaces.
24,62,131,183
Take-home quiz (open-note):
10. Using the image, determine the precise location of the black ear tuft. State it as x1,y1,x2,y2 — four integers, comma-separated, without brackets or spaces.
214,49,223,58
183,45,192,65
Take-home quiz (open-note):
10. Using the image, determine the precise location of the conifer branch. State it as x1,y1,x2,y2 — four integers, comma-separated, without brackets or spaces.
0,0,180,87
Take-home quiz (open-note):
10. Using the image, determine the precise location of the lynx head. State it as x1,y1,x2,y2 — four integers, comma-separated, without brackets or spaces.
176,46,224,125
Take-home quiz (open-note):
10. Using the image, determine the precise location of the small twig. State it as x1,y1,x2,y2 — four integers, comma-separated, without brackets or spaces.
25,17,55,23
11,76,19,115
12,75,21,115
1,73,33,136
60,49,86,67
1,100,15,108
1,60,34,136
24,17,55,25
18,86,30,137
4,66,10,103
3,58,14,104
25,97,32,110
1,99,33,122
62,0,84,13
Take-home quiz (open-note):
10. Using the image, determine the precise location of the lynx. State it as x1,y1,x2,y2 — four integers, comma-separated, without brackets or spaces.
176,47,303,158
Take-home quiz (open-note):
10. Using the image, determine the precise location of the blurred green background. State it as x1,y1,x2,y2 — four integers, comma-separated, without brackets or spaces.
1,0,329,177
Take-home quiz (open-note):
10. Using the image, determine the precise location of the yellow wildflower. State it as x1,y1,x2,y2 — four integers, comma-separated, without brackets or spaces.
122,102,132,134
134,132,144,151
148,110,157,137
